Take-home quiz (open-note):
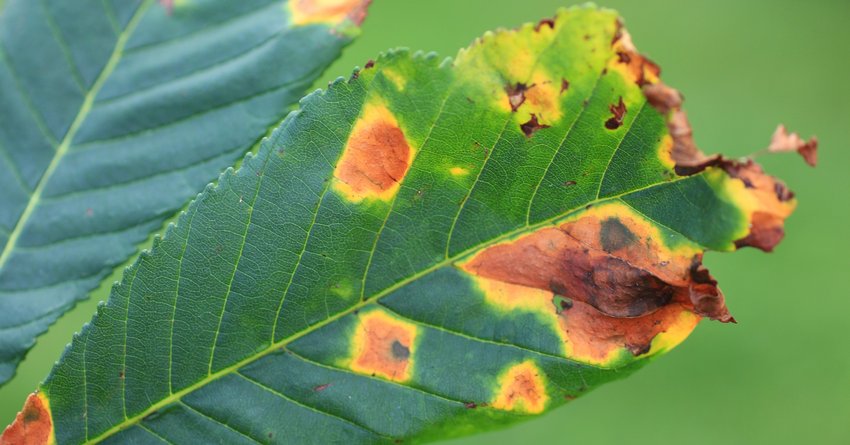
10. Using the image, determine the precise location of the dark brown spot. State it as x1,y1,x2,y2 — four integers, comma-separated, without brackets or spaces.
774,182,794,202
616,51,631,64
464,401,478,409
600,218,637,252
604,96,626,130
520,114,550,137
364,59,375,69
553,295,573,314
505,82,529,112
560,78,570,94
391,340,410,359
22,407,39,423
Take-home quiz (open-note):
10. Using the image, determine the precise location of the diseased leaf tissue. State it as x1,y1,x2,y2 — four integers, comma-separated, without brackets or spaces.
3,4,814,445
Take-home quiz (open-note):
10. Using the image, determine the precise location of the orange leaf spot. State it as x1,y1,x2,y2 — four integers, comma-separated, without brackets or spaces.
1,392,54,445
349,311,417,382
491,361,548,414
333,101,412,202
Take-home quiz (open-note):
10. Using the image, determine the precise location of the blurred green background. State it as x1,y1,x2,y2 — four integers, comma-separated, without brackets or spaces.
1,0,847,443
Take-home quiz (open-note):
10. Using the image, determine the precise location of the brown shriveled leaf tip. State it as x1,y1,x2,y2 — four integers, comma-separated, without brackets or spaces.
642,82,720,176
611,28,661,87
767,124,818,167
0,392,53,445
642,68,802,254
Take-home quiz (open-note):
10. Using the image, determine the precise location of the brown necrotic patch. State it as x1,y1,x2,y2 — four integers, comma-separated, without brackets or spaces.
505,82,529,112
640,60,798,253
604,96,627,130
460,203,733,322
520,114,550,137
491,361,548,414
559,300,699,364
1,392,53,445
606,25,661,88
333,100,412,202
349,310,417,382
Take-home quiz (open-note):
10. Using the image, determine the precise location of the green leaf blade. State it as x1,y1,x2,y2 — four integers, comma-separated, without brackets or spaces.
6,5,803,444
0,0,367,386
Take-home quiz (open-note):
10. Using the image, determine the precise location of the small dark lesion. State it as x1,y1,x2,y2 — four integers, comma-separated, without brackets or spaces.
391,340,410,360
553,295,574,314
520,114,550,137
560,78,570,94
22,406,40,423
599,217,636,253
505,82,530,112
604,96,626,130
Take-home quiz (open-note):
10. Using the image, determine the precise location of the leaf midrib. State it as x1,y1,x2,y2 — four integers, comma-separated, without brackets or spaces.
0,0,154,274
84,172,700,444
